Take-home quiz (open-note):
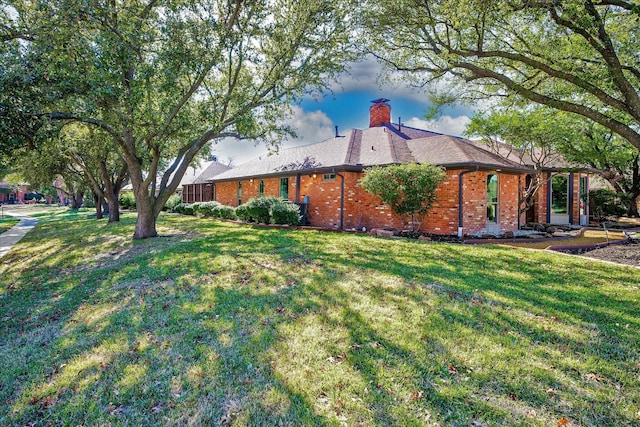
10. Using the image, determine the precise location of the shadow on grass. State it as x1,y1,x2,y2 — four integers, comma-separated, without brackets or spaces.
1,214,638,425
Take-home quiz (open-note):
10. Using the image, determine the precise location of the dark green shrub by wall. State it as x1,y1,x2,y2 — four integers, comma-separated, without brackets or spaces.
174,203,194,215
245,196,281,223
271,202,301,225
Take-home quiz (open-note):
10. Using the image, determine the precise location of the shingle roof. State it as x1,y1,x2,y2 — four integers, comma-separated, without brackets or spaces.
191,161,231,184
211,122,533,182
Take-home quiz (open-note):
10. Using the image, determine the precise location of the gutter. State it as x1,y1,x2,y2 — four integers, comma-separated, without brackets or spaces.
458,165,480,237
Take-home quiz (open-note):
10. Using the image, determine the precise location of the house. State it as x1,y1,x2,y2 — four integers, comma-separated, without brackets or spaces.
0,181,28,204
196,99,590,236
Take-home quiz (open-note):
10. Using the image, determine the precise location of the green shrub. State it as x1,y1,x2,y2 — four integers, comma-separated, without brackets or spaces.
215,205,237,220
163,194,182,212
119,192,136,209
589,188,628,219
246,196,282,223
235,204,252,222
174,203,194,215
193,201,222,217
271,202,301,225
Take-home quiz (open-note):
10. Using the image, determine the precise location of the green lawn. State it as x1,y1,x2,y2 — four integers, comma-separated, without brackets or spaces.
0,215,18,234
1,213,638,426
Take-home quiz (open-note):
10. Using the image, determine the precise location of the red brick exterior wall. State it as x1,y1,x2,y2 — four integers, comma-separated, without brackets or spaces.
212,169,524,235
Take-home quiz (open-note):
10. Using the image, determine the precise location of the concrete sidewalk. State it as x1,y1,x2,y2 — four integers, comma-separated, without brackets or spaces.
0,214,39,260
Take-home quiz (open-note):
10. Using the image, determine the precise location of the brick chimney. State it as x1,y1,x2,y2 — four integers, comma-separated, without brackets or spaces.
369,98,391,127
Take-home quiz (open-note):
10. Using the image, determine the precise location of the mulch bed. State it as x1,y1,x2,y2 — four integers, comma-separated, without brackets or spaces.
564,241,640,267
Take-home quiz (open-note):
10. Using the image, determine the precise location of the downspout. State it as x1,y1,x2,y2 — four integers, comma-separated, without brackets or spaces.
335,171,345,230
458,165,479,237
517,175,521,230
546,172,552,224
295,173,301,203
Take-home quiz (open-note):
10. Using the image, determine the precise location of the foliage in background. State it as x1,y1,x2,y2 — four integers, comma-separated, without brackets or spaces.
589,189,630,220
360,163,446,230
118,193,136,210
162,195,182,212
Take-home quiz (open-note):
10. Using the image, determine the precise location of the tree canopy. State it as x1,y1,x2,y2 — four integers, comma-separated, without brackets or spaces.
1,0,357,237
467,107,640,216
361,0,640,151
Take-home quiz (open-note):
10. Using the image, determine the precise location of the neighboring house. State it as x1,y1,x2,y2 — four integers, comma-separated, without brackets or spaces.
0,181,28,204
181,161,232,203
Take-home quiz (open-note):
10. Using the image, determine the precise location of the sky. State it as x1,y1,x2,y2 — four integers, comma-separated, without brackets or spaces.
210,57,477,165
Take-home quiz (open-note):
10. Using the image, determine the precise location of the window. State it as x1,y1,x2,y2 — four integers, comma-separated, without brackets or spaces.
579,176,588,216
551,175,568,214
280,177,289,199
322,173,336,181
237,181,242,205
486,174,498,223
259,179,264,197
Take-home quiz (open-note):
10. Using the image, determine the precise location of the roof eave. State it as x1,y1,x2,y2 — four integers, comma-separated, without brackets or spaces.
207,164,365,183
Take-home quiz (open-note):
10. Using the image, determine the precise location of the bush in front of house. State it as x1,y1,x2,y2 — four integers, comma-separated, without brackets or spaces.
119,192,136,209
360,162,446,231
244,196,282,223
174,203,194,215
163,194,182,211
235,204,251,222
193,201,222,217
271,201,301,225
214,204,237,220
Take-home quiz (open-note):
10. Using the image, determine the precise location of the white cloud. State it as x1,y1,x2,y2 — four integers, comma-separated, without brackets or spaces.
282,106,334,147
211,106,335,164
405,115,472,137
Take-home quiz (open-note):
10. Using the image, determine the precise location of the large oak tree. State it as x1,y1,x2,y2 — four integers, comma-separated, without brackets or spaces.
361,1,640,151
1,0,356,238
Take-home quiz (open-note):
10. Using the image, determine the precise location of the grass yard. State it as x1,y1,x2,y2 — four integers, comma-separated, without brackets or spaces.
1,213,639,426
0,215,19,234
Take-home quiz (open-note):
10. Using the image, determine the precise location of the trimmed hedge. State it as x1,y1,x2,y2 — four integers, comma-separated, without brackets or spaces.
192,201,222,217
174,203,194,215
216,205,237,220
271,202,301,225
235,204,251,222
245,196,282,223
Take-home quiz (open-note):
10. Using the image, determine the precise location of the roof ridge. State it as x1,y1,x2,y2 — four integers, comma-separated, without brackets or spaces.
345,129,361,165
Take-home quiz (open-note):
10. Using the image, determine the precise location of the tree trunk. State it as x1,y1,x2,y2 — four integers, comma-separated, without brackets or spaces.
94,193,104,219
71,189,84,209
134,197,158,238
107,195,120,222
102,197,109,215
